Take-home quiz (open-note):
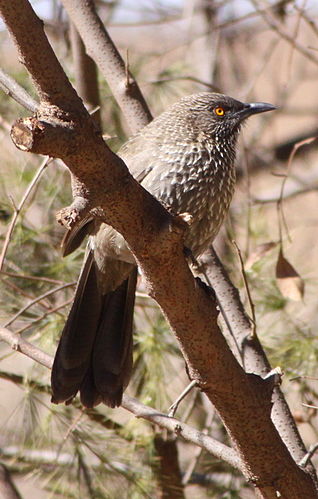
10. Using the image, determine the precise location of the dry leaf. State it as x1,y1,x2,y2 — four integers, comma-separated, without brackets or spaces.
245,241,277,270
276,248,304,301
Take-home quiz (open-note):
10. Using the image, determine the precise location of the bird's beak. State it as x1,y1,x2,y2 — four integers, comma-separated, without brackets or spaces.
239,102,277,120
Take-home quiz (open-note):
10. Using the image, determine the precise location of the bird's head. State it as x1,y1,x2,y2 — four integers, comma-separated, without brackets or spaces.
176,92,276,142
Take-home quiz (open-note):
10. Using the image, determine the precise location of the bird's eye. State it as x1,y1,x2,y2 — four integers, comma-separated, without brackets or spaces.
214,107,225,117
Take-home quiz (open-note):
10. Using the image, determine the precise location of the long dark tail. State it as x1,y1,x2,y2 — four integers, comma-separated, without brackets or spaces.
51,250,137,408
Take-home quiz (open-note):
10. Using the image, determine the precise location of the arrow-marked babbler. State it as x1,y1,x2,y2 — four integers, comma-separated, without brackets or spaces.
51,92,276,408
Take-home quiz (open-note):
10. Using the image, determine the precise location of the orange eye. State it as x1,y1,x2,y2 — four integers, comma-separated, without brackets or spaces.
214,107,225,116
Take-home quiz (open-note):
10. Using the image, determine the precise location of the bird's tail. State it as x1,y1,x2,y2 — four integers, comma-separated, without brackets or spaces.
51,250,137,408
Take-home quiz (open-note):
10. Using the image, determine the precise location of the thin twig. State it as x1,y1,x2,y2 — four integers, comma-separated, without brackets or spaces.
0,66,38,112
0,157,52,271
56,411,84,459
232,240,256,338
286,0,305,80
4,282,75,328
0,327,242,472
0,444,141,479
295,6,318,37
77,449,95,498
181,388,200,425
2,278,52,311
276,137,316,245
302,403,318,411
0,270,66,285
240,38,278,99
0,462,22,499
250,0,318,67
1,278,68,321
122,396,241,471
278,138,316,204
290,375,318,382
14,298,73,335
148,75,220,92
253,185,318,204
168,380,197,417
299,443,318,468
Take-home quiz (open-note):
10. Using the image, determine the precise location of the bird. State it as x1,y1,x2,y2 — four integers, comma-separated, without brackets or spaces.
51,92,276,408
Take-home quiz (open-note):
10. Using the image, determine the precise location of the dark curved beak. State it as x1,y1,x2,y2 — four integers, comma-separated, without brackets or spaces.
239,102,277,120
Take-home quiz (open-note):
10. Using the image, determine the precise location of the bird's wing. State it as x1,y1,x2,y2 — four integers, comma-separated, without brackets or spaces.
118,132,160,184
62,130,162,259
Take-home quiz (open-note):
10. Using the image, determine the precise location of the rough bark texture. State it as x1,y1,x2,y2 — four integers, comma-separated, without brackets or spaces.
61,0,152,133
69,22,101,125
200,247,318,486
0,1,317,497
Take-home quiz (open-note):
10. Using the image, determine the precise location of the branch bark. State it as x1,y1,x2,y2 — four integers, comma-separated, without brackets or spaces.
0,327,241,471
0,1,317,497
69,22,101,125
200,248,318,483
0,67,38,112
60,0,152,133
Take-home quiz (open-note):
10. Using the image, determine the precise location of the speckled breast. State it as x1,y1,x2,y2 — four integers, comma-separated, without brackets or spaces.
142,141,237,258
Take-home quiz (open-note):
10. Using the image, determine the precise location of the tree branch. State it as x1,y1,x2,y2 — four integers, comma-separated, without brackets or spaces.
153,435,185,498
0,157,50,271
1,7,81,113
0,67,38,112
3,282,75,328
0,1,317,496
250,0,318,67
60,0,152,133
200,247,318,480
69,22,101,125
0,327,52,369
0,327,241,472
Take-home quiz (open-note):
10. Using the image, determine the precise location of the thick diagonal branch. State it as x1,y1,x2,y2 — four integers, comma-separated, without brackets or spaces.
0,1,317,496
61,0,152,133
200,247,316,477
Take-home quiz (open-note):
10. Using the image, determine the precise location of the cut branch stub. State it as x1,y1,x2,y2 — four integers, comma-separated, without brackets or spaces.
8,105,184,257
56,198,91,231
11,117,43,152
10,115,76,156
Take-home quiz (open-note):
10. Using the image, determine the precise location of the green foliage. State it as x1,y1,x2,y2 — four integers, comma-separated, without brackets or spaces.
133,310,180,410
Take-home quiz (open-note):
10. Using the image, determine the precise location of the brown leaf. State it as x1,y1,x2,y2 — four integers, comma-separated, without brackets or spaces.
245,241,277,270
276,248,304,301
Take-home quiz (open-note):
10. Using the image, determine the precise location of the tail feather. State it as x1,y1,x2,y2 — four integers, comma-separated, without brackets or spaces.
51,250,101,404
78,364,103,408
51,250,137,408
90,268,137,407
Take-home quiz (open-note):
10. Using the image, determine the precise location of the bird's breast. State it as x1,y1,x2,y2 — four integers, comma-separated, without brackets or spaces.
144,144,236,257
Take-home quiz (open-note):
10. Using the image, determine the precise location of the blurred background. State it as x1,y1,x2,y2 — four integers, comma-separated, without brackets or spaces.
0,0,318,497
